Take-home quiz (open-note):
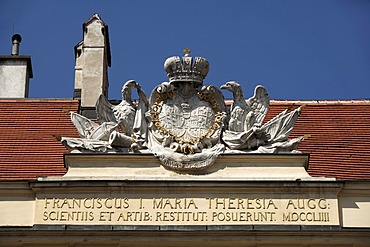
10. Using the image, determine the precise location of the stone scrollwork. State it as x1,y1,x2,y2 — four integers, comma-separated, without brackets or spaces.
60,49,306,170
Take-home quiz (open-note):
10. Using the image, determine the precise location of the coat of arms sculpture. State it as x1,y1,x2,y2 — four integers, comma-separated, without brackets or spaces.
61,49,305,171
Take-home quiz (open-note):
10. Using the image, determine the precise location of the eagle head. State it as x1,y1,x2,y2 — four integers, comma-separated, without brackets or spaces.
120,80,140,104
220,81,242,93
122,80,138,93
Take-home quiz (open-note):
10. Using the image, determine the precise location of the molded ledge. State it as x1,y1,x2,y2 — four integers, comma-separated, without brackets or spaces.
39,153,335,182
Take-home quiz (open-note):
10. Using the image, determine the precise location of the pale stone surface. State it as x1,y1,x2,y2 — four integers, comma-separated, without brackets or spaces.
83,18,106,47
57,153,315,180
28,154,344,227
0,58,31,98
74,14,110,107
74,42,83,92
339,182,370,227
32,154,340,226
0,182,35,226
81,48,106,107
340,197,370,227
0,199,35,225
2,180,370,230
34,190,340,226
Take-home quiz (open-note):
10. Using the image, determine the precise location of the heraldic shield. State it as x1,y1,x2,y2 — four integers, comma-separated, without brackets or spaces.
158,98,216,141
147,77,227,171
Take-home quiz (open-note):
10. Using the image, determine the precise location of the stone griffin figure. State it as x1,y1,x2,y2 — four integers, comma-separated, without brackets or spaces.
60,49,305,170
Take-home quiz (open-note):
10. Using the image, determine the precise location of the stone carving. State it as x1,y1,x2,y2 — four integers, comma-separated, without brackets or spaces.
61,50,305,170
143,51,227,170
221,81,304,153
61,80,148,152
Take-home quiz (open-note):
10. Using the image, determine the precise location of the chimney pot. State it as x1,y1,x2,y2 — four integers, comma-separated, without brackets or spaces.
11,33,22,55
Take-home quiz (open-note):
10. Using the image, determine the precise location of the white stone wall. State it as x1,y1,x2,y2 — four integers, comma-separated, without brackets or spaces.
0,60,29,98
74,15,110,107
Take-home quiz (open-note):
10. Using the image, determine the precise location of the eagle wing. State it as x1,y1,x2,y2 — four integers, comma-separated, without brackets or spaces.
133,87,149,136
245,85,270,126
95,94,117,124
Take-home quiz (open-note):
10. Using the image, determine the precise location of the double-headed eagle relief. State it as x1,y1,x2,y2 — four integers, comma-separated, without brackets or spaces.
61,50,305,170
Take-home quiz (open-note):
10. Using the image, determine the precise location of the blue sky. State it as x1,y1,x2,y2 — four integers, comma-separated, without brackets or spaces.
0,0,369,100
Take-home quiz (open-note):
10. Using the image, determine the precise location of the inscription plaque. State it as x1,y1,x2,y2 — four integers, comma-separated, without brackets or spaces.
35,193,339,225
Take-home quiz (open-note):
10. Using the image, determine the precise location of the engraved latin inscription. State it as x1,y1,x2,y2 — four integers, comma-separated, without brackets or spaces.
38,196,338,225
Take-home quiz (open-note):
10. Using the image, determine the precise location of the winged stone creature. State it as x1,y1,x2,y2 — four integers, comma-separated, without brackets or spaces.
57,111,119,152
221,81,269,132
220,81,303,153
96,80,140,136
61,80,148,152
96,79,149,149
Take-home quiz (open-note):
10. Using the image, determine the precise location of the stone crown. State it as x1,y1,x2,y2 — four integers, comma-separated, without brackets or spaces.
164,54,209,85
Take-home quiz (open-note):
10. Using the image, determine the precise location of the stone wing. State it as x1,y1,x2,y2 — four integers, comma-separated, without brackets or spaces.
245,85,270,126
95,94,117,124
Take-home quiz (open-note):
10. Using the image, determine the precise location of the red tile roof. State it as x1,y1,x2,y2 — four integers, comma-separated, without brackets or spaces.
268,100,370,180
0,99,79,180
0,99,369,180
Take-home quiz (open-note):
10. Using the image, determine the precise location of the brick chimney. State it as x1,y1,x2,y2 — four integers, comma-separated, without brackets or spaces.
0,34,33,98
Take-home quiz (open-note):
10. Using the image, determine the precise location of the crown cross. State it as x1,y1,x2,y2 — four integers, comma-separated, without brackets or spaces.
183,48,191,56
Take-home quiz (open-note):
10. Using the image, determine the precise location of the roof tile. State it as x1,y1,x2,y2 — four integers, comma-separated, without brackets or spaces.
0,99,79,180
0,99,369,180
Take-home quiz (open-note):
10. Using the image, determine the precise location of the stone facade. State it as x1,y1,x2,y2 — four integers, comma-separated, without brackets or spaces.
0,56,32,98
74,14,111,115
